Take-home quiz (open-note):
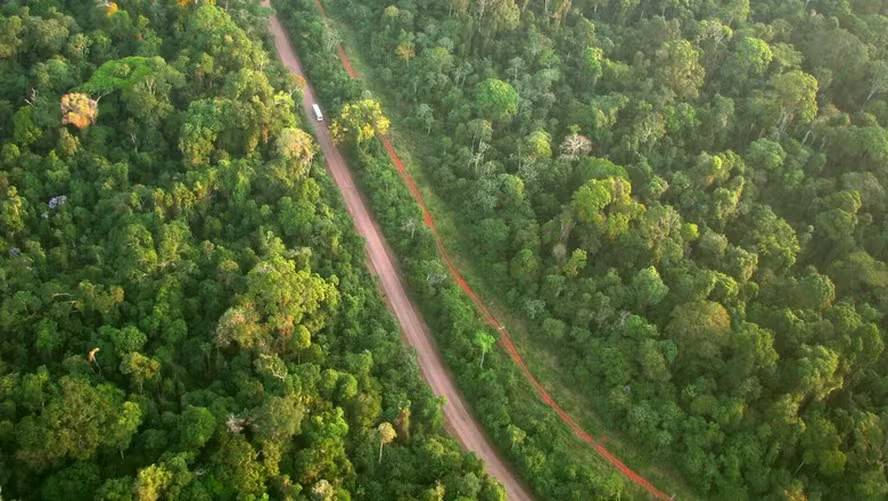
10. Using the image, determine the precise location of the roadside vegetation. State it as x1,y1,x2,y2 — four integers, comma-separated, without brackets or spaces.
273,0,666,499
282,0,888,499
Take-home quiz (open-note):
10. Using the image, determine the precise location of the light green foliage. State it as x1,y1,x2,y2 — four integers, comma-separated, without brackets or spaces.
789,271,836,311
80,57,172,97
631,266,669,309
244,253,339,338
770,70,819,129
183,4,267,76
524,129,552,161
119,352,160,391
746,138,785,172
572,179,613,224
582,46,604,83
473,0,519,38
0,15,23,59
796,345,843,402
474,78,519,122
563,248,587,278
571,177,642,242
473,330,497,368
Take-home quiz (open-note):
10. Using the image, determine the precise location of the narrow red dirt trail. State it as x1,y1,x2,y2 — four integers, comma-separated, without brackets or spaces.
338,46,358,78
314,2,674,499
379,136,672,500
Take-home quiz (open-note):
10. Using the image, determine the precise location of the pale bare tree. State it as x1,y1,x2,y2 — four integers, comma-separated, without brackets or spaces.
88,347,102,375
559,133,592,160
226,413,248,433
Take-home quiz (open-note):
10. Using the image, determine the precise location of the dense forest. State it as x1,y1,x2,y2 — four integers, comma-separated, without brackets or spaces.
0,1,506,499
273,1,660,499
297,0,888,498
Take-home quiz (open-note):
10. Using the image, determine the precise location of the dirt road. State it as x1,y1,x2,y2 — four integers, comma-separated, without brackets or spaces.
265,9,534,501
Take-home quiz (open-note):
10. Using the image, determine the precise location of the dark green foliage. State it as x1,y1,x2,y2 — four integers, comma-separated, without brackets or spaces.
280,0,888,498
0,1,501,499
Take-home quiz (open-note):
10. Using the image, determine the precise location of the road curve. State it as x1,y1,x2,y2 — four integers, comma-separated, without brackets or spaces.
264,8,535,501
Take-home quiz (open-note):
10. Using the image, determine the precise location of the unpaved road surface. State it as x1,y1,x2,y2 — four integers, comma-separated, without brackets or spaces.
265,9,534,501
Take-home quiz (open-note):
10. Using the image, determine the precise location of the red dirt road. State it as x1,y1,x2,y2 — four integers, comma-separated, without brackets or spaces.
265,9,534,501
312,4,672,500
379,136,672,501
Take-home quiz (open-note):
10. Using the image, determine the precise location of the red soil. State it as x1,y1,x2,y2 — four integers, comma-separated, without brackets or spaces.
314,0,673,498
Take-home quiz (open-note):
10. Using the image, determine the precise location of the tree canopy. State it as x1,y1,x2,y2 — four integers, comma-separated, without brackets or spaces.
0,1,504,499
292,0,888,497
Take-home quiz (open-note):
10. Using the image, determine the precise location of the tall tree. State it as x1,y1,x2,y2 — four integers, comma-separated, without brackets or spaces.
377,422,397,463
474,330,497,368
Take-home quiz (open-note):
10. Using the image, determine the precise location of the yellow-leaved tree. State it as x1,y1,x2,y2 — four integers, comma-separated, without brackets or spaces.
60,93,98,129
330,98,390,145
